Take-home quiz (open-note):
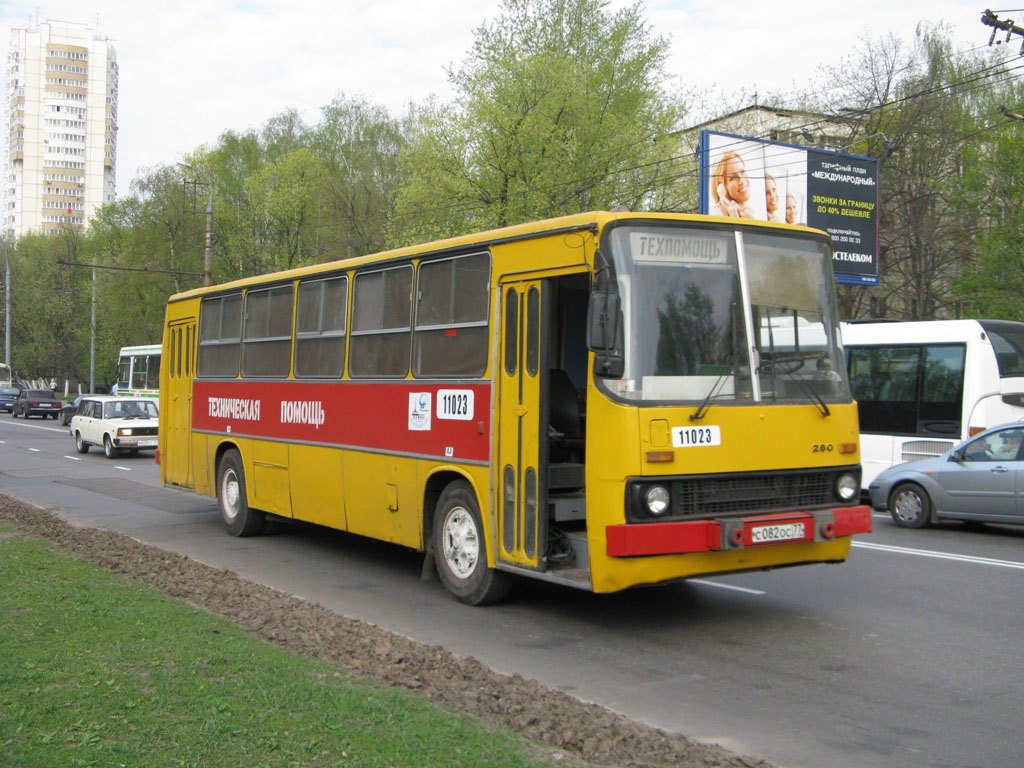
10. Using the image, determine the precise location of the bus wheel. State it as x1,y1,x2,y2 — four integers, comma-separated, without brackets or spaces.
433,481,512,606
890,482,931,529
217,449,265,537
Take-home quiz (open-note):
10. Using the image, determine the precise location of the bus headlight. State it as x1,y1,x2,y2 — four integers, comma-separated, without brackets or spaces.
645,485,671,516
836,473,858,501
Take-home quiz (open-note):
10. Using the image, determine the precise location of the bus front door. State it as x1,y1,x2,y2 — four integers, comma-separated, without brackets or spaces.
497,279,549,570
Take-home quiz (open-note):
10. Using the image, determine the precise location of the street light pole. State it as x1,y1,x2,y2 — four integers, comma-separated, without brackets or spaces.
177,162,213,287
1,234,11,370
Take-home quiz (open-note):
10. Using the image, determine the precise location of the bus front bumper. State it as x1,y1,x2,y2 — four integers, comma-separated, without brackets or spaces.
605,506,872,557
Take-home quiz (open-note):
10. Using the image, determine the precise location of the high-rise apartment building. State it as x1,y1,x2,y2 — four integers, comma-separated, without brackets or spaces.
4,19,117,238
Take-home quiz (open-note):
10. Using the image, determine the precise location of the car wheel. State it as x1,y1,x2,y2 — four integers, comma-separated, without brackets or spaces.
11,409,17,418
889,482,932,529
103,434,119,459
432,480,512,605
75,431,89,454
217,449,265,537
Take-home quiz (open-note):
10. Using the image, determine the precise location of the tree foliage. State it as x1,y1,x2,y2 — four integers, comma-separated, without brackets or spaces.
391,0,685,244
6,6,1024,383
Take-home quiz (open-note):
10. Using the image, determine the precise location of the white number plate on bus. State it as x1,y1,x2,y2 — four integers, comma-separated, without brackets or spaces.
672,425,721,447
749,522,806,544
436,389,474,420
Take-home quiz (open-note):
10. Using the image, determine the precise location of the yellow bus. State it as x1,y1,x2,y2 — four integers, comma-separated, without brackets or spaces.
158,211,871,604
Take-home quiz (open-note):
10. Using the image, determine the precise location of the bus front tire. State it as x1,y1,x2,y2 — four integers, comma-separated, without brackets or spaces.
217,449,265,537
890,482,931,528
432,481,512,606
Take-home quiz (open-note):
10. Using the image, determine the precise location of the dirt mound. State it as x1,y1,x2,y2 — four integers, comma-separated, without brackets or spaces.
0,494,772,768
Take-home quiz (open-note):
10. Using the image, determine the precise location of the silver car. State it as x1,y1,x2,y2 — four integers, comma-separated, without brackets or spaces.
868,422,1024,528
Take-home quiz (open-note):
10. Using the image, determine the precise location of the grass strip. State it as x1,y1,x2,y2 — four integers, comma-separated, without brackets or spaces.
0,532,559,768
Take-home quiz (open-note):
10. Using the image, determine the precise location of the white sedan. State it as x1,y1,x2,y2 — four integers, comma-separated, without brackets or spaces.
69,395,159,459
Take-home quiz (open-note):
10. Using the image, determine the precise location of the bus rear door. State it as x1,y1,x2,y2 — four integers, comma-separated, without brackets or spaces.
165,318,197,489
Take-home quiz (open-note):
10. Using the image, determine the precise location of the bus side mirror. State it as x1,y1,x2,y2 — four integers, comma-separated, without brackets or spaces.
587,291,624,378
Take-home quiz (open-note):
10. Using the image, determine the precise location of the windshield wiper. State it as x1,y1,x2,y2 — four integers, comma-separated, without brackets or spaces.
689,372,731,421
778,368,830,416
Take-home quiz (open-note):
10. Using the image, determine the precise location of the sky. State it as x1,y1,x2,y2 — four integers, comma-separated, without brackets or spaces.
0,0,986,199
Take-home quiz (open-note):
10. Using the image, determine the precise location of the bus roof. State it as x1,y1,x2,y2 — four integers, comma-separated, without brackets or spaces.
166,210,829,304
841,318,1024,345
119,344,162,355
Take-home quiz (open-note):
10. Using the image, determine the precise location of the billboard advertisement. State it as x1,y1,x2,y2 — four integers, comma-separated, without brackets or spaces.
698,130,880,286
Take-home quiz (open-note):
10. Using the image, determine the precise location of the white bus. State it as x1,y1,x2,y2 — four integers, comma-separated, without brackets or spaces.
0,362,11,387
115,344,161,401
842,319,1024,486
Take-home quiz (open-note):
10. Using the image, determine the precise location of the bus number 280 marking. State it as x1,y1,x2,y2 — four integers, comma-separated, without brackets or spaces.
672,425,721,448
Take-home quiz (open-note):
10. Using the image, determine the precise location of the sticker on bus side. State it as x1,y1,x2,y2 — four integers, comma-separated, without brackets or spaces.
409,392,432,431
672,425,721,447
437,389,474,420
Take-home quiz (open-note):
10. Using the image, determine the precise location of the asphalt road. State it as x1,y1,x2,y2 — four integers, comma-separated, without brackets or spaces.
2,414,1023,768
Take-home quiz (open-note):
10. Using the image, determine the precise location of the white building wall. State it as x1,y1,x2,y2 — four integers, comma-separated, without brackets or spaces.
4,20,117,238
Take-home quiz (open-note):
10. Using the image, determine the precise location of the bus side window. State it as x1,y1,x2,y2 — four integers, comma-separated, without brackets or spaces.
413,254,489,377
350,266,412,377
198,293,242,377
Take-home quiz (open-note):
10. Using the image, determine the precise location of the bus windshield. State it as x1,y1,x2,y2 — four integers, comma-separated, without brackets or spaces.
603,223,850,405
980,321,1024,377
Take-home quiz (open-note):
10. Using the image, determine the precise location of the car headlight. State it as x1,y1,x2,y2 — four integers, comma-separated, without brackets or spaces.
118,428,133,436
836,472,858,501
645,485,671,516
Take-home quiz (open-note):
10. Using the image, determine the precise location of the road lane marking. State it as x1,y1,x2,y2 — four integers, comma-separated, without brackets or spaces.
63,455,82,461
853,540,1024,570
114,466,131,471
689,579,766,595
0,420,67,434
28,448,41,452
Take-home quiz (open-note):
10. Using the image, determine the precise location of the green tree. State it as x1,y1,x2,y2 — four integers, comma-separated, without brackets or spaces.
816,27,996,320
393,0,684,245
952,92,1024,319
8,229,91,383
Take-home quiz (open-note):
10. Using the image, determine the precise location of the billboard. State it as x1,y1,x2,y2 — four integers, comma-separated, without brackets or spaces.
698,130,880,286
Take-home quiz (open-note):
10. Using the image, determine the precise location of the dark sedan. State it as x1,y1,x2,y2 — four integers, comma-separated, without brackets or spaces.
11,389,62,419
0,386,20,413
60,394,87,426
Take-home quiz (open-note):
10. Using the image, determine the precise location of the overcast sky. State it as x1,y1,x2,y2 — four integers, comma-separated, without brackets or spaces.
0,0,986,198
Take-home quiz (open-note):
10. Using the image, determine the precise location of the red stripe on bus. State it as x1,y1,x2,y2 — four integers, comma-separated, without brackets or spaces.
192,380,492,462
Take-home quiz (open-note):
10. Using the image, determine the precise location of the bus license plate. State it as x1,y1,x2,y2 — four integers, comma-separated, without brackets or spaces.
749,522,805,544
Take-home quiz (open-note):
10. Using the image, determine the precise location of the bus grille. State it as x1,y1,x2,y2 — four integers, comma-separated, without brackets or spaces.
672,470,836,517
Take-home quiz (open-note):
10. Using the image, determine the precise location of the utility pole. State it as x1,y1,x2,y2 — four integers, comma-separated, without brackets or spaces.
981,9,1024,53
89,265,96,393
177,162,213,286
2,235,10,369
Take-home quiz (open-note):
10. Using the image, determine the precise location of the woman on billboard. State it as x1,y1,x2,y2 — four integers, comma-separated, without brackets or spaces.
710,151,754,218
